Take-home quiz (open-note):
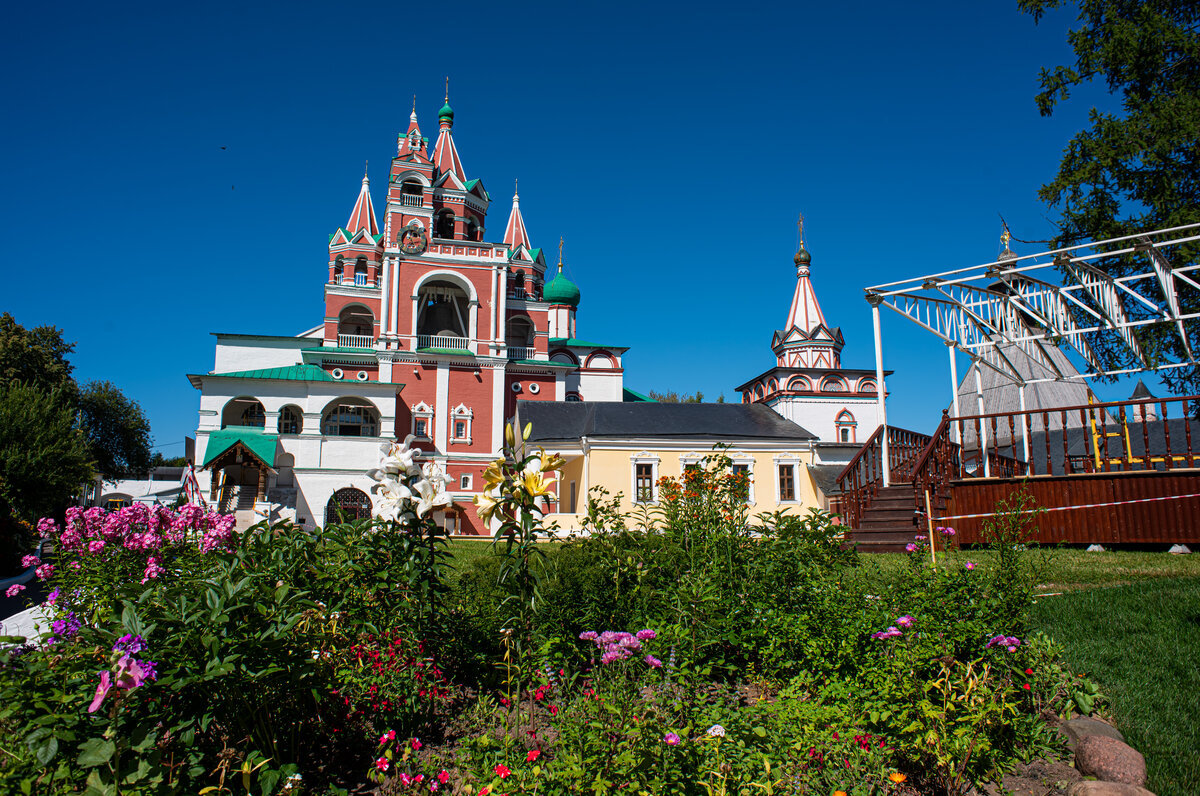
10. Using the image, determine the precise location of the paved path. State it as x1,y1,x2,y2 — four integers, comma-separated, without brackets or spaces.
0,604,51,643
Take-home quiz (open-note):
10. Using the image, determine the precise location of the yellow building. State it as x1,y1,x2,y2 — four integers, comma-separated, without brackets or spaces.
515,401,823,528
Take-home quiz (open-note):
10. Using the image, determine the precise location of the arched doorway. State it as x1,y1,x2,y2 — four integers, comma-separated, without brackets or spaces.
325,487,372,525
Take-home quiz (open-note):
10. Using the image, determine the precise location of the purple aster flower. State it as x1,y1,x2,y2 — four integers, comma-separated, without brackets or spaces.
635,629,656,641
664,732,680,746
644,655,662,668
965,561,976,570
896,615,915,629
579,631,598,641
113,634,148,655
905,543,917,553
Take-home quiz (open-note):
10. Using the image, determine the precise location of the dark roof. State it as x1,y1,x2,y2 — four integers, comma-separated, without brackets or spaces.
1130,379,1155,400
517,401,816,443
808,464,845,496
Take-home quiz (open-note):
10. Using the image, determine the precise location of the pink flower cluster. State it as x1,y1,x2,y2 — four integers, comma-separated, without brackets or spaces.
986,634,1022,653
871,614,915,640
579,628,658,665
43,505,238,561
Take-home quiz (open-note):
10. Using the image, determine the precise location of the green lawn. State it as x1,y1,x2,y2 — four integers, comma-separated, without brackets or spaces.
847,548,1200,593
1029,578,1200,796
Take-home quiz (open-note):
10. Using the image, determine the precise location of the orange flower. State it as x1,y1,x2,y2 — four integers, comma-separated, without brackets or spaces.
834,791,848,796
888,772,907,784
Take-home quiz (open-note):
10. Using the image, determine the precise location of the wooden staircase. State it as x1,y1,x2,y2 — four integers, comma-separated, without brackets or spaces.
847,482,919,553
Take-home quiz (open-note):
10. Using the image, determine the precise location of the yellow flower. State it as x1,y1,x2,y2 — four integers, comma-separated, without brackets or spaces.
888,772,907,784
540,452,565,473
475,486,503,524
521,469,554,499
482,459,506,489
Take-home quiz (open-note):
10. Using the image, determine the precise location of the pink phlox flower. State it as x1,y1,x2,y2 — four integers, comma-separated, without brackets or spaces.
35,564,54,580
87,654,153,713
88,539,106,554
5,584,25,598
141,556,166,584
45,587,60,606
20,554,40,568
36,517,59,538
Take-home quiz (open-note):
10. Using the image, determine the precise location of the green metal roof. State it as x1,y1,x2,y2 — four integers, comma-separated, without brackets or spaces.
202,428,279,468
414,347,477,356
543,272,580,307
622,388,656,402
203,364,405,386
549,338,624,349
209,364,339,382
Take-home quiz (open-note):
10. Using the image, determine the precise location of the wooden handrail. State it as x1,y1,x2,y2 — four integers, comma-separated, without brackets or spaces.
835,423,887,484
949,393,1200,425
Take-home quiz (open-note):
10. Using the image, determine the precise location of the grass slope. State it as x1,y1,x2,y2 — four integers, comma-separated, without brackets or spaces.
1030,578,1200,796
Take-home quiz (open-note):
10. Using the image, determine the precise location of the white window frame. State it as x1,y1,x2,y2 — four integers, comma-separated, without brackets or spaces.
411,401,434,441
773,455,803,505
450,403,473,444
729,452,755,505
630,452,661,505
459,473,472,490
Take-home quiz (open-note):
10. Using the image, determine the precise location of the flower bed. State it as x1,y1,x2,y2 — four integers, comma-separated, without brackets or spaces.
0,431,1100,795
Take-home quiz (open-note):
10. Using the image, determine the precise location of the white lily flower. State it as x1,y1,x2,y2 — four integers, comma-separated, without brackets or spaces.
413,461,452,518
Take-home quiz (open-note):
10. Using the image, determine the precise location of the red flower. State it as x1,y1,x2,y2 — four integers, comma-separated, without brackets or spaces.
438,770,450,783
526,749,540,762
1025,668,1034,675
549,705,559,716
1022,683,1031,690
494,764,511,779
411,738,423,750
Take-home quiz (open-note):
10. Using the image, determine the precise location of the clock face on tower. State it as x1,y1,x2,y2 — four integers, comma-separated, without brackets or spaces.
400,221,427,255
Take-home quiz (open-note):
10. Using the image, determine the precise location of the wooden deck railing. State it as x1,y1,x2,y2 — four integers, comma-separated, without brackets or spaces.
835,424,933,528
907,394,1200,525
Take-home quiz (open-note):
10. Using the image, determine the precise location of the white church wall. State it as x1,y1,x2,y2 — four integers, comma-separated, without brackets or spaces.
766,395,883,444
578,370,623,402
213,336,309,372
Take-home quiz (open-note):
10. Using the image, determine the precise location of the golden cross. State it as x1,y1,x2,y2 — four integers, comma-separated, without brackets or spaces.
558,236,564,266
796,212,806,246
444,76,450,102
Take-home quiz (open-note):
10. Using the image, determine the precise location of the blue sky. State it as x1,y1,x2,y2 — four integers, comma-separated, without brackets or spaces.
2,0,1147,454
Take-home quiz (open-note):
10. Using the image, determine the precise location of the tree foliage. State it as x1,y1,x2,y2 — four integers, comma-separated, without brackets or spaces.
0,312,76,395
1020,0,1200,394
78,381,152,480
647,389,705,403
0,383,94,524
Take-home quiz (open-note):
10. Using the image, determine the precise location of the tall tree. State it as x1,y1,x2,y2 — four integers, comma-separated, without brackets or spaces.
78,381,153,480
1020,0,1200,394
0,383,94,525
647,390,705,403
0,312,76,395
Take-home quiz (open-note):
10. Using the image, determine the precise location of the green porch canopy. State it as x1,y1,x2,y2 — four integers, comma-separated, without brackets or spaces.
201,428,279,468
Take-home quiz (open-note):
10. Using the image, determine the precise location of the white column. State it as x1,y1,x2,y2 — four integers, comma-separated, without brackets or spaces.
1018,383,1030,464
491,364,506,453
435,362,449,451
391,258,402,337
947,341,962,445
974,363,989,477
468,300,479,353
379,256,391,340
869,296,890,487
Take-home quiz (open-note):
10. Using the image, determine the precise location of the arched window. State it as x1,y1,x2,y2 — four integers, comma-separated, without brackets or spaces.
416,280,469,340
278,405,303,435
354,257,368,286
321,398,380,437
787,376,812,392
821,377,846,392
221,397,265,429
464,217,478,241
835,410,857,443
858,379,877,394
325,487,372,524
337,305,375,347
513,270,526,298
401,180,422,198
506,317,534,351
333,256,344,284
434,209,455,240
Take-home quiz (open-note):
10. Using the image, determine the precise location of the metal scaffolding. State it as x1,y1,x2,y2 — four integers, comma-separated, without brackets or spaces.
863,222,1200,484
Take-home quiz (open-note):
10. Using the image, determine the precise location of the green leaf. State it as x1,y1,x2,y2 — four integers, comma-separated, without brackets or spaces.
77,738,116,767
752,726,767,738
28,733,57,766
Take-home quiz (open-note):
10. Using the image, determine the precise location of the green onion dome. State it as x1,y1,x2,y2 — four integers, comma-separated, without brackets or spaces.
438,101,454,122
543,271,581,307
794,246,811,266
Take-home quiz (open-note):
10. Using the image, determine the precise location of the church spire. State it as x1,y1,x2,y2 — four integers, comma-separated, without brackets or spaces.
433,78,465,183
503,180,532,250
345,166,379,236
784,213,823,333
399,97,427,158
